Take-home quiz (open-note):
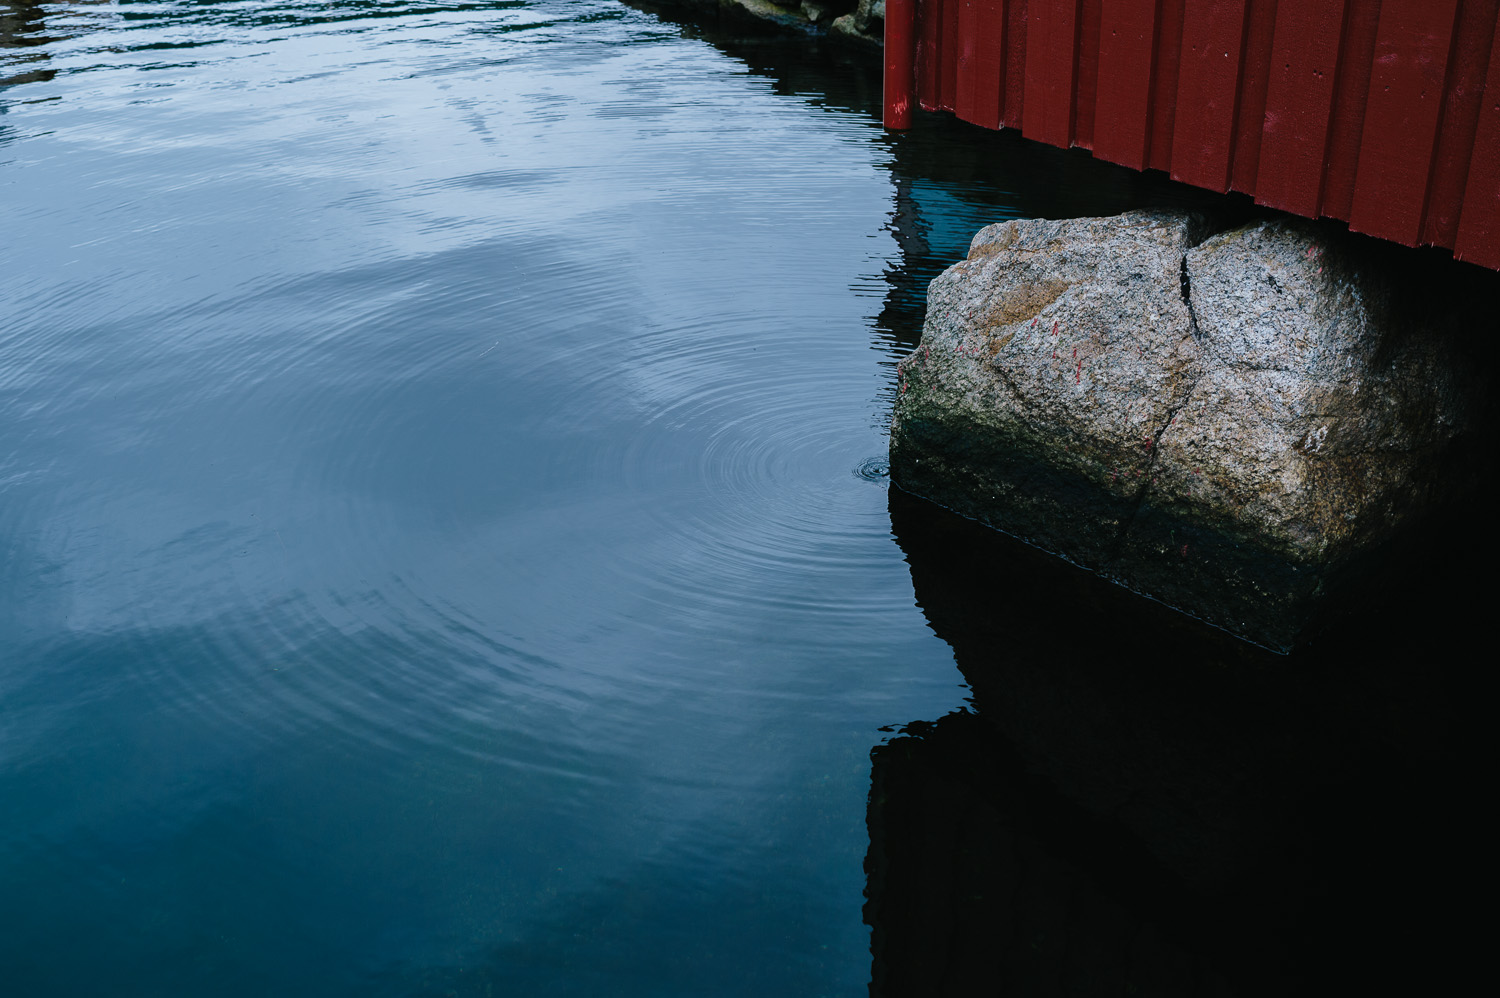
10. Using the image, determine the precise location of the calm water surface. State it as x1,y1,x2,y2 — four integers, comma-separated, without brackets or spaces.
5,2,1485,995
2,3,972,992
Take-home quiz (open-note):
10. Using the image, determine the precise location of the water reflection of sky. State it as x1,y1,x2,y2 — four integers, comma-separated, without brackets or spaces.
1,3,968,995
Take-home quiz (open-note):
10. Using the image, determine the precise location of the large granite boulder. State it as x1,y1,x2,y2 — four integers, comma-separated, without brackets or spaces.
889,211,1479,649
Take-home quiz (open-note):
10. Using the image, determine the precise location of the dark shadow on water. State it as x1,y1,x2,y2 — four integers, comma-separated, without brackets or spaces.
868,484,1490,996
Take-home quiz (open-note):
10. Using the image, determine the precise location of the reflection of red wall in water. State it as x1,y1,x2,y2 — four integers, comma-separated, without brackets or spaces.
884,0,1500,270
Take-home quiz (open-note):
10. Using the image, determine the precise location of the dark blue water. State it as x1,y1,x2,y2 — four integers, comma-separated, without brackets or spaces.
6,2,1486,994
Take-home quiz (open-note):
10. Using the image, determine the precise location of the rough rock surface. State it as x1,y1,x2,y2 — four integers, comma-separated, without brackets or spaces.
889,211,1478,649
830,0,883,45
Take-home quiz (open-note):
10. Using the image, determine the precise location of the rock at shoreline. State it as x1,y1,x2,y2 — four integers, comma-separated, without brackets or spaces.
636,0,883,46
830,0,883,45
889,211,1479,649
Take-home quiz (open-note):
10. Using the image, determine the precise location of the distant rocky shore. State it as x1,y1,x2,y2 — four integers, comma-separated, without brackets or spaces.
640,0,885,47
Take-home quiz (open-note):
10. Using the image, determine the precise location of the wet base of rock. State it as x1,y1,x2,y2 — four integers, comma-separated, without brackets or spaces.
890,445,1334,651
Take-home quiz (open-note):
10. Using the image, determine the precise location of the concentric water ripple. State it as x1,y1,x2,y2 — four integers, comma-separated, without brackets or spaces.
854,456,890,482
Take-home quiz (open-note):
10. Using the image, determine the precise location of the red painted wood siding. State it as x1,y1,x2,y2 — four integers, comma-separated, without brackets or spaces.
887,0,1500,269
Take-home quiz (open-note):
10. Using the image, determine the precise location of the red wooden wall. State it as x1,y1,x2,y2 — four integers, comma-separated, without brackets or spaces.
884,0,1500,270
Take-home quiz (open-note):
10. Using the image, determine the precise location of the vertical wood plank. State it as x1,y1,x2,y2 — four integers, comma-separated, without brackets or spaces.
1255,0,1346,218
1422,0,1498,248
1318,0,1381,221
1073,0,1103,149
1094,0,1159,169
1146,0,1185,171
918,0,944,110
956,0,1008,129
1454,13,1500,268
1230,0,1281,194
1023,0,1084,147
1005,0,1029,127
1349,0,1459,245
941,0,962,110
1171,0,1248,191
885,0,918,128
955,0,983,121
